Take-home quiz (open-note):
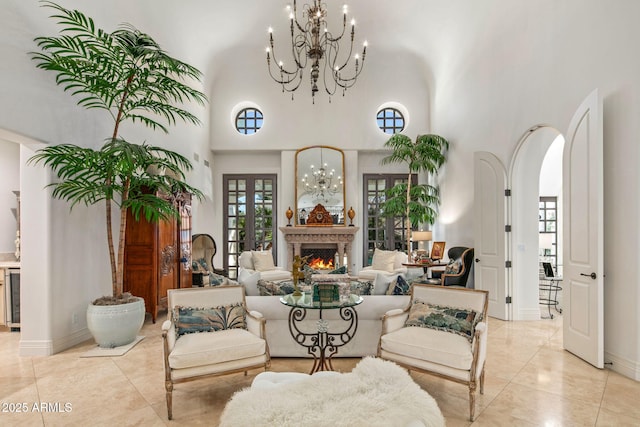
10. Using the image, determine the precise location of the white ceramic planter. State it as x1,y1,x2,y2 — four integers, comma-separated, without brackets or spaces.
86,297,145,348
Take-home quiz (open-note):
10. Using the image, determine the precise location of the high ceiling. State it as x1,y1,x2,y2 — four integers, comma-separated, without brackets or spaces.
9,0,484,88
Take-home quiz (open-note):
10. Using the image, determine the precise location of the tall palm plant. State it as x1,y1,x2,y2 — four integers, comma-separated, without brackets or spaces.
28,2,207,300
380,134,449,259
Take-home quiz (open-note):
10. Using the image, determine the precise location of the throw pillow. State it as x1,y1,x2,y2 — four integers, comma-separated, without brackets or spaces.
444,258,462,275
349,280,373,296
173,303,246,337
372,273,398,295
386,275,411,295
196,257,209,272
209,272,227,286
405,300,480,342
238,268,260,296
252,251,275,272
371,249,398,272
257,279,296,296
238,251,254,269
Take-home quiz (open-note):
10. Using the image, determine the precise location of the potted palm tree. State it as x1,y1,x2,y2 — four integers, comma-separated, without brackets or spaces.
28,2,206,347
380,134,449,260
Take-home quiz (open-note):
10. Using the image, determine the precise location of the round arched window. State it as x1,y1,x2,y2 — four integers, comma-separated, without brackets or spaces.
376,107,405,134
235,107,264,134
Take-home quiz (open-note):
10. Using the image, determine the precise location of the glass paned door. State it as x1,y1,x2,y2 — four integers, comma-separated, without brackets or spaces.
363,174,415,266
223,175,277,279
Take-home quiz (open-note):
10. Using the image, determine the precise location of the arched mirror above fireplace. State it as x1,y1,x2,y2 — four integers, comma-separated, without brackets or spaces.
295,146,345,225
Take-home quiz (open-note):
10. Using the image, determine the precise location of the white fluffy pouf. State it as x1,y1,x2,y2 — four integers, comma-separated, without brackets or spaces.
219,357,444,427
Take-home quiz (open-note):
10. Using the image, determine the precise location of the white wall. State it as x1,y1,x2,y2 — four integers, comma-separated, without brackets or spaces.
208,48,430,152
430,1,640,378
0,140,20,254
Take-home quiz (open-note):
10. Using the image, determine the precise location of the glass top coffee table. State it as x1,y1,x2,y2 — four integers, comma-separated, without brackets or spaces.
280,293,363,373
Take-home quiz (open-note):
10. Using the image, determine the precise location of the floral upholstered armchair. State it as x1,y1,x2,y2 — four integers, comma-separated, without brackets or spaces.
162,286,270,419
378,284,488,421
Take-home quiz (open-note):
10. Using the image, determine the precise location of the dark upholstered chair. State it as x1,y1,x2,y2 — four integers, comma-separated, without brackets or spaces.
430,247,475,287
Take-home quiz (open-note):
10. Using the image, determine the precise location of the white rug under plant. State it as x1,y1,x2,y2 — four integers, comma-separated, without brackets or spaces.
219,356,444,427
80,336,145,358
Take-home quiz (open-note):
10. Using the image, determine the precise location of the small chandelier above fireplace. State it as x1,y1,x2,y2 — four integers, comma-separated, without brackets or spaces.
265,0,367,103
301,147,343,203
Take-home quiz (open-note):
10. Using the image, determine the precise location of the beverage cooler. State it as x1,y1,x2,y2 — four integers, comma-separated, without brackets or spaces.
4,268,20,330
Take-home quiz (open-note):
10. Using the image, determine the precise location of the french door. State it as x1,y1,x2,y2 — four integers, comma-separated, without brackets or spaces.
223,174,277,279
363,174,416,266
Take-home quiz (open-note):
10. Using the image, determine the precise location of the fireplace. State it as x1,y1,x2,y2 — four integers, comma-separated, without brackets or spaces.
279,226,359,275
301,247,339,270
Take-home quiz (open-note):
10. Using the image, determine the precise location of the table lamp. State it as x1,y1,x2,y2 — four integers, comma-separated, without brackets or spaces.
412,230,433,262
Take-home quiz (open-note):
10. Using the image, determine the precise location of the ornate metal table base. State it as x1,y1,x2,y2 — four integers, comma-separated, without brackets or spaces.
287,306,358,373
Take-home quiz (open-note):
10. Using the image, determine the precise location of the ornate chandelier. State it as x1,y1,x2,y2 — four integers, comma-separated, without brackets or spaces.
301,148,343,202
266,1,367,103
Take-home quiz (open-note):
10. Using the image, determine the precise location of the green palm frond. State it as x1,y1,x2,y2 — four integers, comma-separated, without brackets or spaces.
30,1,207,130
380,133,449,255
29,2,207,297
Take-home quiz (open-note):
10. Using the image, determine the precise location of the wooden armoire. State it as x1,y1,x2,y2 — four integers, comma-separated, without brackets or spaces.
123,192,192,323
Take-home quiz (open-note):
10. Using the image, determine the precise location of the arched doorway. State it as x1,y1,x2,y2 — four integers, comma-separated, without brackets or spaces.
509,125,564,320
475,90,604,367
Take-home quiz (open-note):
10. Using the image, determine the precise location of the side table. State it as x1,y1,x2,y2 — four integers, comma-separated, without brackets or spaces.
539,277,563,319
402,261,447,275
280,293,363,373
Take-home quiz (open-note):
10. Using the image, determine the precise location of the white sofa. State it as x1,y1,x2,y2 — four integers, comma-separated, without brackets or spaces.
246,294,409,357
237,251,292,288
234,249,412,357
358,249,409,282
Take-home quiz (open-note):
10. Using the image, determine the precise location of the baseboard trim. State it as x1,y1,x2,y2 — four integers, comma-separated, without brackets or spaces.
604,351,640,380
19,339,53,356
20,328,93,356
53,328,93,354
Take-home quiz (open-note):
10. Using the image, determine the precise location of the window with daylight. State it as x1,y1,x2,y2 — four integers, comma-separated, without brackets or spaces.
235,107,264,134
363,173,417,266
376,108,405,134
539,196,558,268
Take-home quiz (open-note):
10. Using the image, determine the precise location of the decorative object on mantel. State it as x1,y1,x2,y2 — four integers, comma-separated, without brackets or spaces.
265,0,368,103
380,134,449,261
285,206,294,226
306,204,334,226
347,206,356,226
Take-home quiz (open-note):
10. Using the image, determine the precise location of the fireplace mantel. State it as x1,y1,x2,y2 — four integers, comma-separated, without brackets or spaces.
279,226,359,275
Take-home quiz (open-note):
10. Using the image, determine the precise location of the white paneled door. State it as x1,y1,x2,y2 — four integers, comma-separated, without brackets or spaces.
562,89,604,368
474,152,509,320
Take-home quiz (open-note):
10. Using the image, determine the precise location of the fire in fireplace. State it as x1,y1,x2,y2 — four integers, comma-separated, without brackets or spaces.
307,257,334,270
301,248,337,270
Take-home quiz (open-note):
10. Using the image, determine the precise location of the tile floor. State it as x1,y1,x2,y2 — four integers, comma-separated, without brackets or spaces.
1,312,639,426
